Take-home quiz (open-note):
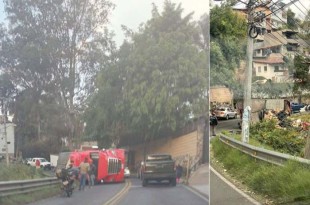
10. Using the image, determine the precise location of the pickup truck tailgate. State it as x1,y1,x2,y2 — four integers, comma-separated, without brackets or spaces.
144,161,175,173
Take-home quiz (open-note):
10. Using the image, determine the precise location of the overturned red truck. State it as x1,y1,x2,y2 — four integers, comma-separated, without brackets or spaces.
56,148,126,183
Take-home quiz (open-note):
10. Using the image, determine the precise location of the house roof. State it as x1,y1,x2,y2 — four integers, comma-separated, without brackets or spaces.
253,53,284,64
254,30,308,50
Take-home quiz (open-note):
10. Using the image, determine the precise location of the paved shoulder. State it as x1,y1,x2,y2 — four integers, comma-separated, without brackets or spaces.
210,166,261,205
188,163,209,198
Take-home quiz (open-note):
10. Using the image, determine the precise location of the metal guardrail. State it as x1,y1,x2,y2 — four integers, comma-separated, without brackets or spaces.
0,177,59,197
219,134,310,166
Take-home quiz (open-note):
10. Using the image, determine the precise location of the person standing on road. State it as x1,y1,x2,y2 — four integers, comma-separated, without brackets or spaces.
88,162,96,188
176,164,183,183
35,159,41,169
79,158,90,191
210,112,218,136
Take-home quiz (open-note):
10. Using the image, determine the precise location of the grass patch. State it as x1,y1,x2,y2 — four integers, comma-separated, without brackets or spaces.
220,130,275,151
0,163,46,181
211,136,310,204
0,163,60,205
0,185,61,205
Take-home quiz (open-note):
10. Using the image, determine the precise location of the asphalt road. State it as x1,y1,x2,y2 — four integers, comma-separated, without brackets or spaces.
27,182,125,205
118,177,208,205
210,118,260,205
25,177,208,205
216,117,241,131
210,169,258,205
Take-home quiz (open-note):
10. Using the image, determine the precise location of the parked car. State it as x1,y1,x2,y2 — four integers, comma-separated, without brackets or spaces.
23,158,32,165
124,167,130,178
30,158,51,170
290,102,305,113
214,107,237,120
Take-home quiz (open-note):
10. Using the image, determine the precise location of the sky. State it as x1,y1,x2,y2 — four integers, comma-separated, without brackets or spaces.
0,0,208,47
0,0,309,46
108,0,208,46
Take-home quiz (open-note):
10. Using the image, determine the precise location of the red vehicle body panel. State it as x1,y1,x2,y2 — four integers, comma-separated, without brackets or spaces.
65,149,125,183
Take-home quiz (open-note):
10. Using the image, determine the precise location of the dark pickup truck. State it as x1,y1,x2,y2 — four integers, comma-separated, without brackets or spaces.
141,154,176,187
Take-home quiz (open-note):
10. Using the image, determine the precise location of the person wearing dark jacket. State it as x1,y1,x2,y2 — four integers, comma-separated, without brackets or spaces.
210,112,218,136
176,164,183,183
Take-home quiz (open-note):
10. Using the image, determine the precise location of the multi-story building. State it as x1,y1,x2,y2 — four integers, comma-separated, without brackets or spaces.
253,29,308,83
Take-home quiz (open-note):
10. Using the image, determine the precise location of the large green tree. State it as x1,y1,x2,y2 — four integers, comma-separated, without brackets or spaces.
293,55,310,92
205,5,247,99
287,9,301,30
0,0,115,154
84,1,208,149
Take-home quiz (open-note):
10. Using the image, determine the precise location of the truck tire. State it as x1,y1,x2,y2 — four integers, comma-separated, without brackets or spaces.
142,179,148,187
170,178,176,186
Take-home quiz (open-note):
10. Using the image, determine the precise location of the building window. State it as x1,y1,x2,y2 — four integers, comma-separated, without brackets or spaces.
264,66,267,72
274,65,284,72
258,66,261,73
287,44,298,51
274,66,279,72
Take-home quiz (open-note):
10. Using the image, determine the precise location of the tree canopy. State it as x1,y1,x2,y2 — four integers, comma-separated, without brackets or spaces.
84,1,208,147
207,5,247,97
0,0,115,155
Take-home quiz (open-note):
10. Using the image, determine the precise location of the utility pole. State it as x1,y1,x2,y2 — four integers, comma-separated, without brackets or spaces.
242,0,255,143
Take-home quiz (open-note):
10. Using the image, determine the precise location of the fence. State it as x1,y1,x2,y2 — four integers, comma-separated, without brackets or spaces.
0,177,59,197
219,134,310,166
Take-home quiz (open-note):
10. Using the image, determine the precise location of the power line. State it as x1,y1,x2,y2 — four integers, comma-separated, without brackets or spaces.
296,0,310,15
272,11,310,47
258,1,291,21
289,0,307,17
253,0,280,21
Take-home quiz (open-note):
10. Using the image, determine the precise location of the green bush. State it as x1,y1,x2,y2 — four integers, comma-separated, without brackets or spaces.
250,119,305,156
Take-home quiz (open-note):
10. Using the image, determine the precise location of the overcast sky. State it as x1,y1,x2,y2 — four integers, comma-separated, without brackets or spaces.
0,0,308,46
109,0,208,46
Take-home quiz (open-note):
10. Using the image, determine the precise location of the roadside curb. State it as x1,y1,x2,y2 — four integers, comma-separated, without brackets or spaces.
184,163,209,202
103,179,131,205
183,184,209,202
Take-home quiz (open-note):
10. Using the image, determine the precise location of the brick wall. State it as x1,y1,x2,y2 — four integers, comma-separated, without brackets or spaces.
129,123,204,169
210,86,233,104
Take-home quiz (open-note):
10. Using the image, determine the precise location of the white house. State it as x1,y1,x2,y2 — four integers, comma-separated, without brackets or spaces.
253,53,289,82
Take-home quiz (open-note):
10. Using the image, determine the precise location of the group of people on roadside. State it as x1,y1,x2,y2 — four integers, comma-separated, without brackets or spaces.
78,158,96,190
66,158,96,191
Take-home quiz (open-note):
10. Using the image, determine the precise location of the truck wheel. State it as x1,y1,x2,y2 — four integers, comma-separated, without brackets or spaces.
170,178,176,186
142,179,148,187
